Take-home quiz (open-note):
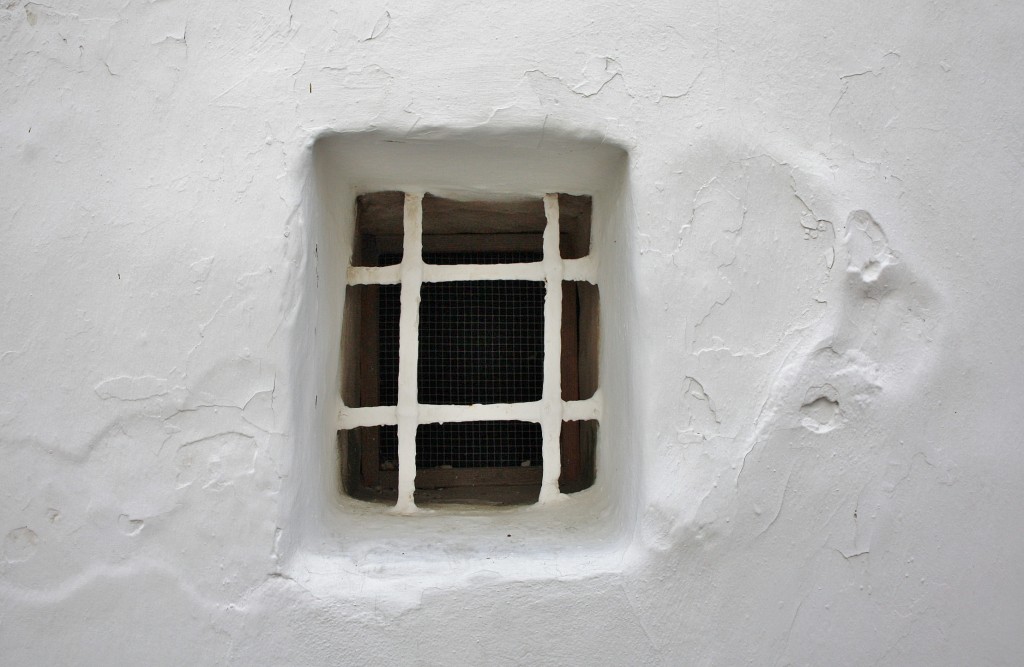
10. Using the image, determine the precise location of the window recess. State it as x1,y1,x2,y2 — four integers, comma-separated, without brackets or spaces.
339,192,599,509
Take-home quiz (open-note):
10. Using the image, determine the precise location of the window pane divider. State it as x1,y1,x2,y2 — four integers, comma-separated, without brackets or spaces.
337,396,602,431
562,257,597,284
347,265,401,285
561,392,602,421
420,402,541,424
348,259,597,286
338,405,399,428
394,192,424,513
538,193,564,503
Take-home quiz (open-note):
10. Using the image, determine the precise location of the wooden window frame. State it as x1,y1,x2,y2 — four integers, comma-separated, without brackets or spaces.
338,192,598,507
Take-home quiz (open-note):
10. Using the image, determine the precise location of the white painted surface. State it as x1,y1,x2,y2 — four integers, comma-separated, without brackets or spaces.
2,1,1023,664
394,192,423,513
539,193,564,503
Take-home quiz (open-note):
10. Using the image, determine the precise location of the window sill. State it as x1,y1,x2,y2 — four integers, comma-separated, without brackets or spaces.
283,486,630,597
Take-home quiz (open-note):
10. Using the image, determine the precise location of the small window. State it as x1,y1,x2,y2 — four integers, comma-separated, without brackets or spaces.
339,192,599,508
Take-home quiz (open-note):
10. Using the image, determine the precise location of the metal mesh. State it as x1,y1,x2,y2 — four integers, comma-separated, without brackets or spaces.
377,284,400,406
416,421,542,468
418,278,545,405
378,424,398,471
425,250,542,265
378,422,543,471
377,250,546,471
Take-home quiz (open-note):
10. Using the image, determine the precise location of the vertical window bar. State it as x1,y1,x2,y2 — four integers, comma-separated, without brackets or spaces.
395,192,423,513
539,193,564,503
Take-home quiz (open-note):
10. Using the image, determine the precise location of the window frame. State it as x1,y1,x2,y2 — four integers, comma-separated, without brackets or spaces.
338,192,600,510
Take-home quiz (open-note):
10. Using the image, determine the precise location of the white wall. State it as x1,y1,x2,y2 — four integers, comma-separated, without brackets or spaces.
2,1,1023,664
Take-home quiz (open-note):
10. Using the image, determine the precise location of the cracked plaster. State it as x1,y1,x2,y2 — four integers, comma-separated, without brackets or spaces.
2,0,1023,664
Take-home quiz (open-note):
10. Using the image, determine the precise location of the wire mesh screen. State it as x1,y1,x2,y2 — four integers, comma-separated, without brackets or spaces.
425,250,542,265
378,424,398,471
376,250,546,471
418,278,545,405
377,284,400,406
416,421,542,468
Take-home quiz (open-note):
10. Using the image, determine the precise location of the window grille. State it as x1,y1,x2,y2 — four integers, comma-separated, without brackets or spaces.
339,192,600,509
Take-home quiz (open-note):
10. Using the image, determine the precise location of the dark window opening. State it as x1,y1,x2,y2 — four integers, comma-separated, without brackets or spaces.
417,277,545,406
416,421,542,468
340,192,597,506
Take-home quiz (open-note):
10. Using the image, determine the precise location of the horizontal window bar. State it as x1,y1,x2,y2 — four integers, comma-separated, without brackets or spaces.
562,258,597,284
562,392,602,421
419,402,541,424
338,405,398,428
347,265,402,285
337,395,602,429
347,259,597,286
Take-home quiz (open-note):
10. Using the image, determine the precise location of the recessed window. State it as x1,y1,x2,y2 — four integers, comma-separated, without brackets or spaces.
339,192,599,508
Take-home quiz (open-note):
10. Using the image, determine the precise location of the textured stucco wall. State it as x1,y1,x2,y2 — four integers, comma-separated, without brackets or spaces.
2,1,1023,664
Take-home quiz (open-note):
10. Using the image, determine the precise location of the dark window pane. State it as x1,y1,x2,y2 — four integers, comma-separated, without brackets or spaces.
416,421,542,468
417,279,544,405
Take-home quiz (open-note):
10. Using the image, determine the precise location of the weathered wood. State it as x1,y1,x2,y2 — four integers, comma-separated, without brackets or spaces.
346,191,598,501
356,191,405,236
350,483,540,506
577,281,600,400
558,193,592,259
358,192,592,237
339,286,361,407
374,232,545,256
379,466,542,489
415,484,540,505
423,194,546,235
579,419,598,488
423,233,543,255
560,282,582,491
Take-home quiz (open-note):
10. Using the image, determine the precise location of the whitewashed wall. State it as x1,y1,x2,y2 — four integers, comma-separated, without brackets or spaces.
2,1,1023,664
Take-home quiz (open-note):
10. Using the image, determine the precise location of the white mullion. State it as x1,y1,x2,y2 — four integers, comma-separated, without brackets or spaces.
561,257,597,284
351,262,592,287
539,193,564,503
394,192,423,513
562,392,602,422
419,402,541,425
337,405,398,429
347,265,401,285
337,400,593,430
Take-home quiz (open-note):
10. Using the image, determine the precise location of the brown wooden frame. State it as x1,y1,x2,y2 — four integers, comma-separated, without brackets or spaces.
340,192,597,504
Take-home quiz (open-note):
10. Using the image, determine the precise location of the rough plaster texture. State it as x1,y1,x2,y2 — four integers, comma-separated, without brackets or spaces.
2,0,1023,664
